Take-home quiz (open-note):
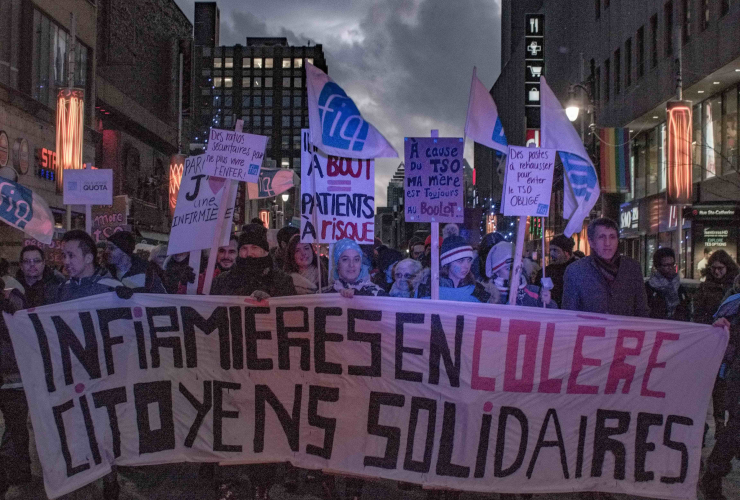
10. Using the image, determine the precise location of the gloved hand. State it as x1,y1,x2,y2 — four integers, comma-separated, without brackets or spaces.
115,286,134,300
250,290,271,301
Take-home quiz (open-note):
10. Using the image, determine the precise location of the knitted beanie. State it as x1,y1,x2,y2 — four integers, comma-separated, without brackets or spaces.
107,231,136,257
440,235,473,266
238,223,269,252
550,234,575,253
485,241,514,278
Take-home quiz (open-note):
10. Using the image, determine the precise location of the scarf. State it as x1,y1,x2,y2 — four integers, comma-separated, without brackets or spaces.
648,270,681,317
493,272,527,303
234,255,274,276
592,254,621,283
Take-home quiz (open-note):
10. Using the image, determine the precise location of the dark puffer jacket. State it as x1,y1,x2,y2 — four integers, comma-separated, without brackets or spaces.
695,274,738,324
111,256,166,293
211,259,296,297
49,267,123,304
15,266,65,308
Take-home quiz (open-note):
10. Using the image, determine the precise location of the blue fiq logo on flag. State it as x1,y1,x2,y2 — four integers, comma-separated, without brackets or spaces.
0,180,34,230
317,82,369,152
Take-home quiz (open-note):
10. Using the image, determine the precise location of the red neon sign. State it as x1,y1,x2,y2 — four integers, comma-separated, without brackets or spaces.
666,101,692,205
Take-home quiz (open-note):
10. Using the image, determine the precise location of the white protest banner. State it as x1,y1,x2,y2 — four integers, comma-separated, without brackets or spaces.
300,129,374,243
62,169,113,206
404,137,464,223
168,154,237,255
502,146,556,217
5,294,725,500
203,128,267,183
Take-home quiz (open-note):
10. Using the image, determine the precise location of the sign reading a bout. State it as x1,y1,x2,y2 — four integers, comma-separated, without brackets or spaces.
63,168,113,205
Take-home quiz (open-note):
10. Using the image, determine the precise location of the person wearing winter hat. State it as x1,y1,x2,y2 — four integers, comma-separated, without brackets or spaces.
534,234,577,308
473,232,506,280
323,238,386,297
485,241,556,308
372,246,404,293
417,235,497,303
105,231,166,293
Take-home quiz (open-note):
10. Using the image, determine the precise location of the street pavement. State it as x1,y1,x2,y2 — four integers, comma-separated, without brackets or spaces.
2,417,740,500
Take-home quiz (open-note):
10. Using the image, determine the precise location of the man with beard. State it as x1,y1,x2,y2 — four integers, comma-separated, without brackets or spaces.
189,235,238,294
210,224,295,500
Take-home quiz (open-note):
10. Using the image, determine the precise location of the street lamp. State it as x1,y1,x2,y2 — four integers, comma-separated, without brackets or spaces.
565,83,592,123
281,192,289,227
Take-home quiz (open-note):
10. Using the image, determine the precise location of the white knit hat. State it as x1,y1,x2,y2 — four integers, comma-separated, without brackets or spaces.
485,241,514,278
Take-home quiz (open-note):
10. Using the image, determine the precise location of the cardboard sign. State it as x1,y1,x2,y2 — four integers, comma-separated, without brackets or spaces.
5,294,725,499
168,155,237,255
300,129,375,243
203,128,267,183
62,169,113,205
90,195,130,243
404,137,464,223
501,145,555,216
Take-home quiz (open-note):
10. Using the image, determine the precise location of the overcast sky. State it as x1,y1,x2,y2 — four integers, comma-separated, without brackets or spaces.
174,0,502,206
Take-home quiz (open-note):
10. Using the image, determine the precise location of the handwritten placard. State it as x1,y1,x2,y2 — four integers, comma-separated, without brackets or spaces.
203,128,267,183
501,145,556,217
404,137,464,223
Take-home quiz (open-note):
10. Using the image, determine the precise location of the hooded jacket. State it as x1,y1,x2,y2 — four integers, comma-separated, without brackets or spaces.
15,266,65,308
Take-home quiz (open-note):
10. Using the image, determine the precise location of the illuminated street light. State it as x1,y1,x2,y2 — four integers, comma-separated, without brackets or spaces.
55,88,84,193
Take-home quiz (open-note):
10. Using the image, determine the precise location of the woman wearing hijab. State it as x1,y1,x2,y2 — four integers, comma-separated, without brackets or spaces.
323,239,387,297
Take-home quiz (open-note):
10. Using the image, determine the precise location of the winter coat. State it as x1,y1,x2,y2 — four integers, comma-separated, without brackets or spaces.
497,282,558,308
694,275,737,324
163,257,193,294
323,278,387,296
416,273,494,303
112,256,166,293
0,289,24,389
49,267,123,304
212,261,296,298
562,255,650,317
534,256,577,308
15,267,65,308
645,281,691,321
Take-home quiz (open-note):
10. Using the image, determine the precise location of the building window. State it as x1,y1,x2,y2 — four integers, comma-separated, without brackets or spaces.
604,58,610,101
705,96,722,178
252,58,261,69
264,115,273,127
224,77,233,88
212,95,220,107
614,48,621,95
294,58,303,68
254,77,262,88
265,96,273,107
265,77,273,88
635,135,646,199
650,14,658,67
282,158,290,168
282,95,291,107
253,96,262,107
701,0,710,29
293,135,301,150
595,0,600,18
293,96,302,108
242,95,250,108
625,39,632,88
224,115,233,128
307,58,314,65
664,1,673,57
724,87,738,170
253,115,261,127
224,57,233,68
282,58,291,68
282,116,290,127
265,58,273,69
595,66,601,102
721,0,730,16
242,57,251,68
693,103,703,183
242,77,250,88
636,26,645,78
213,77,222,87
294,77,302,87
647,128,658,195
293,115,302,127
283,77,291,87
202,88,211,95
224,95,233,107
682,0,691,44
281,136,290,149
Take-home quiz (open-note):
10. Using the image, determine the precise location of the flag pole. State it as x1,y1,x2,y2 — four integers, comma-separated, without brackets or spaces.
508,216,526,305
541,217,546,307
203,120,242,295
430,129,440,301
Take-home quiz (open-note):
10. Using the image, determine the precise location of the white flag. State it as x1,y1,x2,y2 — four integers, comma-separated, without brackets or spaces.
464,67,508,154
0,176,54,244
305,62,398,159
540,76,600,237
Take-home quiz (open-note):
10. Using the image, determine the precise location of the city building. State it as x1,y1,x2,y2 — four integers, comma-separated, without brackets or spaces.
191,2,327,227
96,0,193,243
484,0,740,277
0,0,97,260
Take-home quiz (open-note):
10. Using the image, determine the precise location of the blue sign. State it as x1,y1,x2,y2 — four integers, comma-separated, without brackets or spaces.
317,82,369,152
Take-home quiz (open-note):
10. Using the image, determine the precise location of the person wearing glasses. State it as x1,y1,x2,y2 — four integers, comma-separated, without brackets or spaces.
15,245,64,308
645,247,690,321
388,258,423,297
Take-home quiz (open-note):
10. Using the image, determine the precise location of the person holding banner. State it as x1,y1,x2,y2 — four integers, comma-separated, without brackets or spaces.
533,234,577,308
323,239,386,297
104,231,166,294
485,241,553,308
562,218,649,317
388,258,423,298
283,234,327,294
417,236,497,304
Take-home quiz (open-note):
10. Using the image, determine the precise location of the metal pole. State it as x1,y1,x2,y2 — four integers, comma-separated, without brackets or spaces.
430,129,440,301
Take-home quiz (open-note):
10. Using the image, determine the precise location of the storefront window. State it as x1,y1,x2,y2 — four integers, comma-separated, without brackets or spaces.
659,123,667,192
693,103,703,184
647,128,658,195
704,96,721,178
635,135,646,199
723,87,738,172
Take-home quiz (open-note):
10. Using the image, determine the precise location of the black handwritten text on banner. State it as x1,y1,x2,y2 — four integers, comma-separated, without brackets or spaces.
4,295,724,499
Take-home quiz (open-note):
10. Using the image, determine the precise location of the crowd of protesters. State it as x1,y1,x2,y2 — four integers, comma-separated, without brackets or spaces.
0,216,738,499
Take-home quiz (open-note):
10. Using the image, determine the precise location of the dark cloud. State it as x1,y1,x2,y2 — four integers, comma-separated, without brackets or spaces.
174,0,501,204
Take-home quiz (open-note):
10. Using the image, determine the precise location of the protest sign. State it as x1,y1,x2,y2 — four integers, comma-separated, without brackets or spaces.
5,294,724,499
300,129,375,243
501,145,555,217
24,237,64,266
246,167,295,199
168,155,237,255
404,137,464,223
90,195,130,243
203,128,267,183
62,169,113,206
